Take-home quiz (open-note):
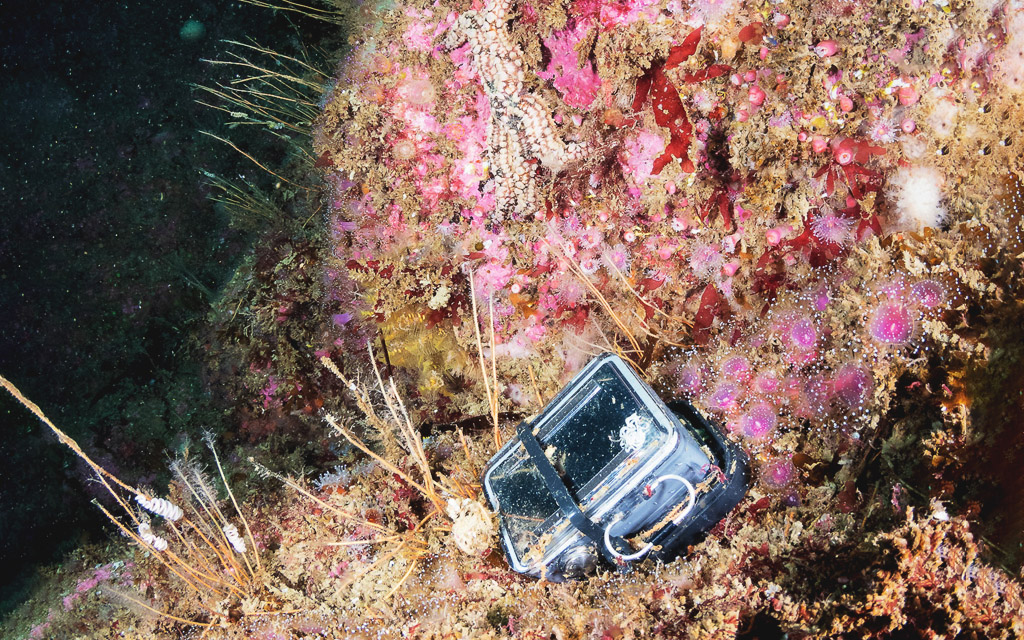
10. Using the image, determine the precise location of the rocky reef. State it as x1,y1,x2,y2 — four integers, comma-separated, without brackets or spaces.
5,0,1024,638
308,0,1024,635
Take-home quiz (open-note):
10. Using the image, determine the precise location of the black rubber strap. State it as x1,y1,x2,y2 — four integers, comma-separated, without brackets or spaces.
516,421,633,568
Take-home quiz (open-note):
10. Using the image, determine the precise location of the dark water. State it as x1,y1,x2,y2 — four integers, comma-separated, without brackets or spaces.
0,0,331,616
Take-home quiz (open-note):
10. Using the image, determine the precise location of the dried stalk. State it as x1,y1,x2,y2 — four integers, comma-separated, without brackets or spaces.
383,554,423,601
205,433,263,574
250,459,389,533
467,270,502,449
488,296,501,447
1,374,269,627
318,353,450,510
238,0,348,24
545,239,643,358
322,414,445,514
198,130,304,188
527,363,544,408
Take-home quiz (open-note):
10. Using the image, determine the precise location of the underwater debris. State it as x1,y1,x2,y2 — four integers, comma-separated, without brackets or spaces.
483,353,748,581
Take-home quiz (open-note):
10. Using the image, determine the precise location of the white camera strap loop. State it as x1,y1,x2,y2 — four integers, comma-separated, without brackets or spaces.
603,473,697,563
649,474,697,525
603,525,654,562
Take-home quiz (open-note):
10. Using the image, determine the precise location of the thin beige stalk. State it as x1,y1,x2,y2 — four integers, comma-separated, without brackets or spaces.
323,414,444,513
199,131,303,188
387,377,436,497
1,374,137,496
488,295,501,447
206,435,264,574
456,426,478,479
383,555,422,601
320,353,456,507
467,270,500,448
93,503,234,607
176,471,255,587
527,363,544,408
237,0,347,24
367,341,407,443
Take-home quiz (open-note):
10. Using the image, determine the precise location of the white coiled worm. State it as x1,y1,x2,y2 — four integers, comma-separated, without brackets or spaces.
136,494,183,521
138,522,169,552
223,523,246,553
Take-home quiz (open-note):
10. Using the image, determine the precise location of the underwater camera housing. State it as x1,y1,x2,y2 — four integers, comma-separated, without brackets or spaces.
482,353,748,581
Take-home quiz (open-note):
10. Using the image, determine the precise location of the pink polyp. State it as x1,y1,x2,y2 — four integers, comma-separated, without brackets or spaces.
740,402,778,439
834,363,872,408
910,280,945,308
868,303,914,345
763,457,795,487
678,363,703,396
834,146,854,166
752,371,781,394
721,355,751,381
789,318,817,350
708,383,742,411
897,84,919,106
748,85,766,107
814,40,839,57
766,225,791,245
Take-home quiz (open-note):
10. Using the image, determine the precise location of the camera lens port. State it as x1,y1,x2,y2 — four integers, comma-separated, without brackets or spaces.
561,547,599,579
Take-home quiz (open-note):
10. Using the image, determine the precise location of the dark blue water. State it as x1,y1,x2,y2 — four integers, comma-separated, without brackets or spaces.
0,0,331,616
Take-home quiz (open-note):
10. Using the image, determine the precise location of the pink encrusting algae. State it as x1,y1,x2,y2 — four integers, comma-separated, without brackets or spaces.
537,21,602,109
